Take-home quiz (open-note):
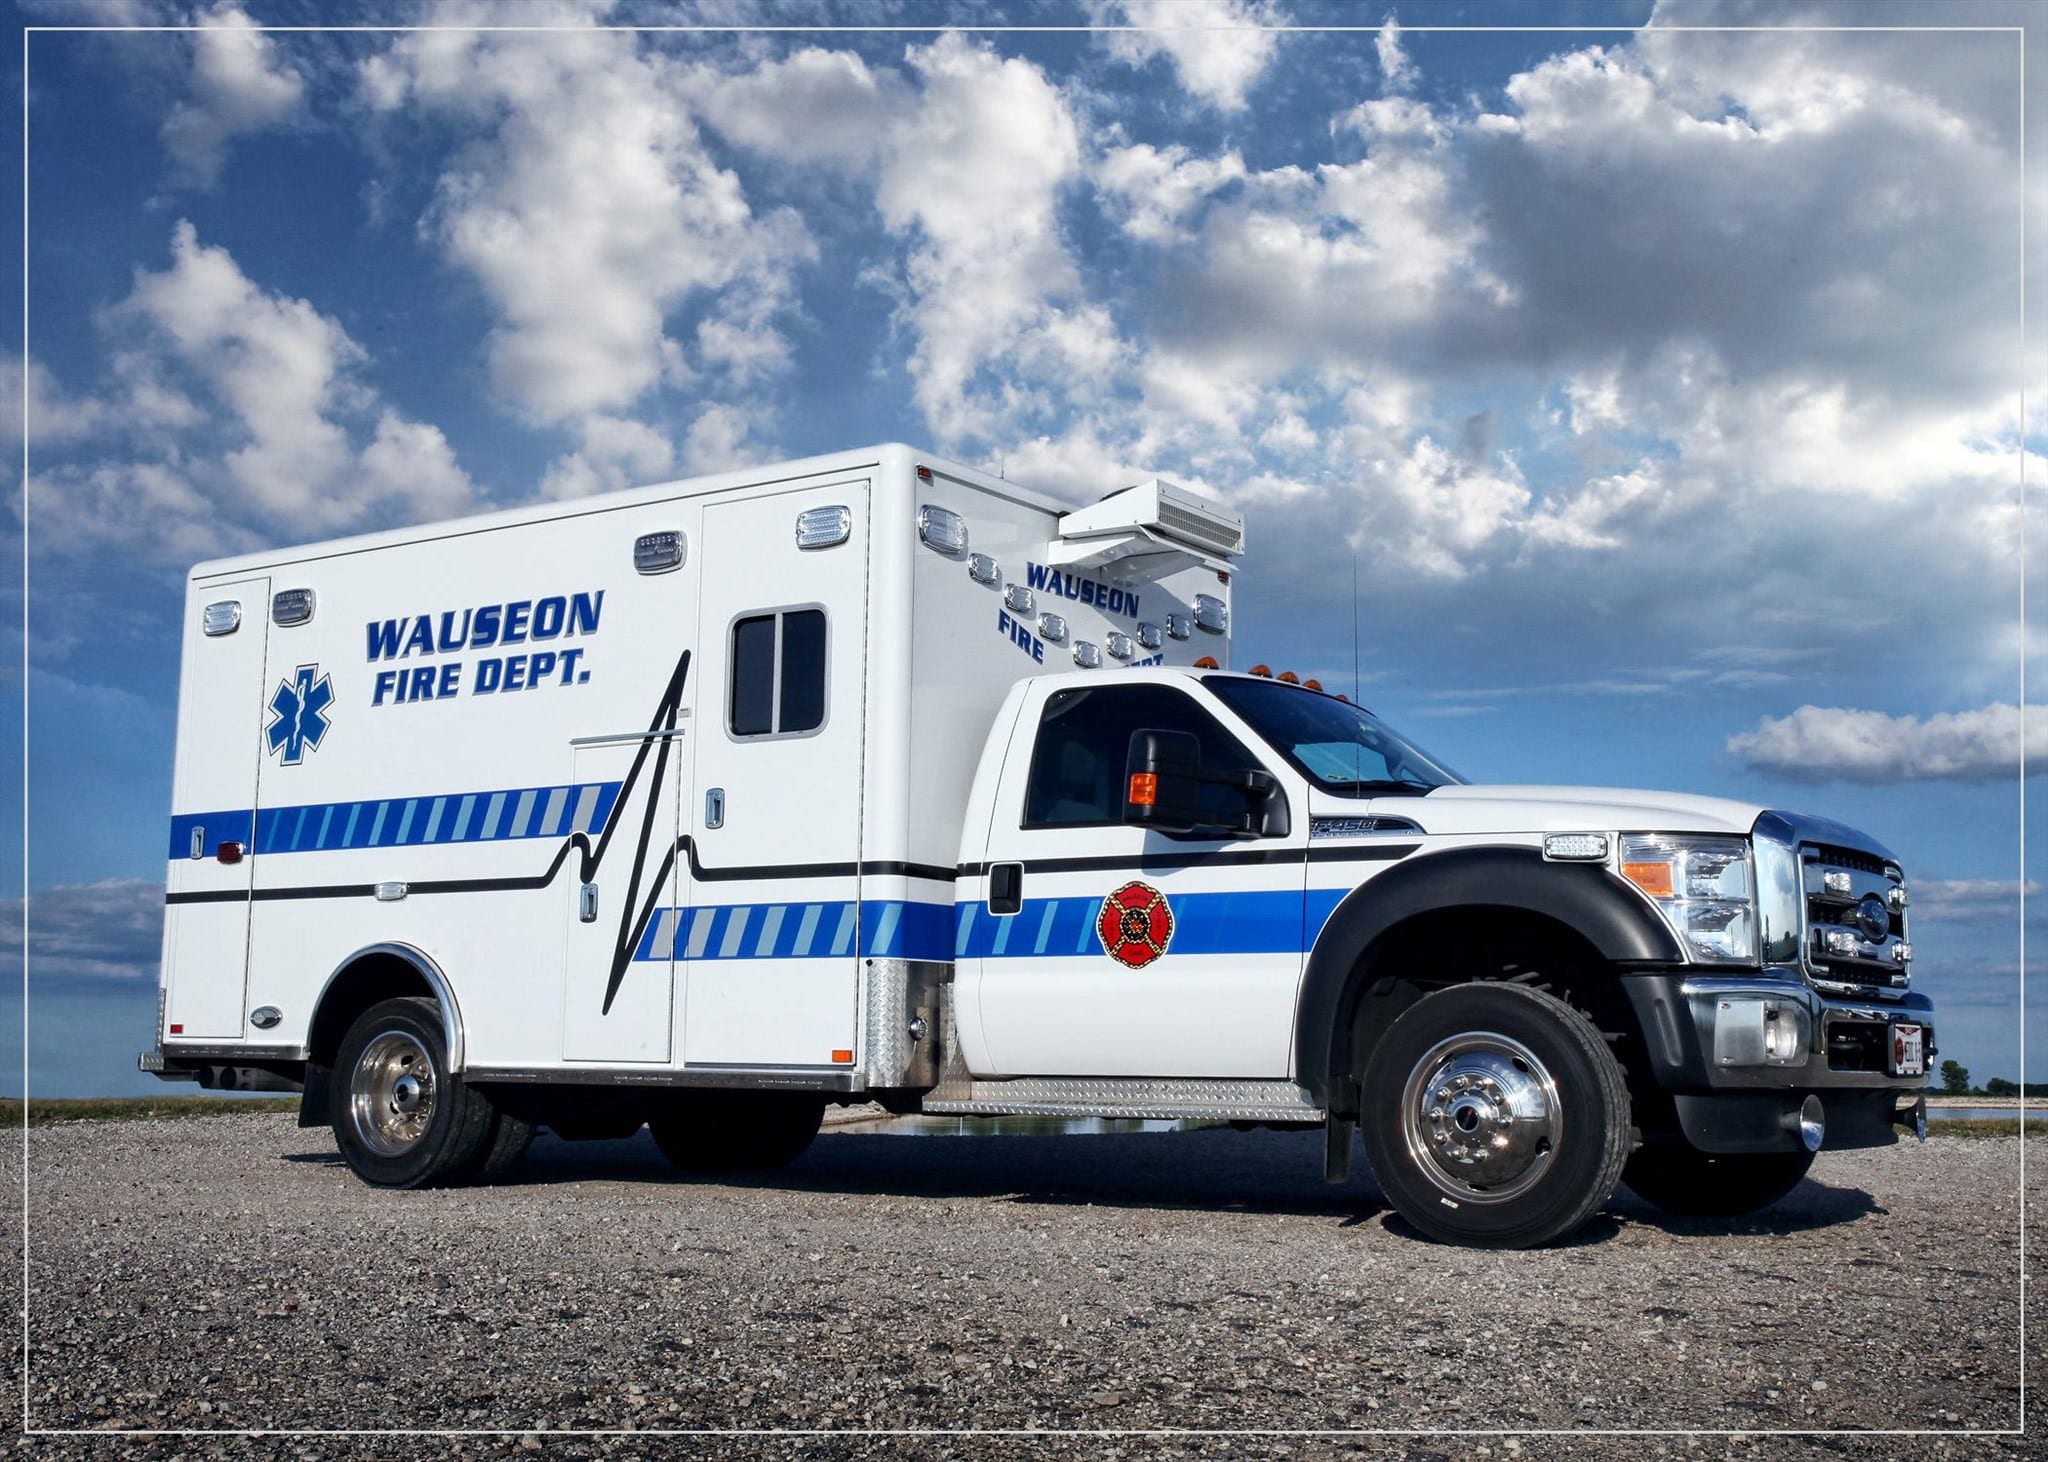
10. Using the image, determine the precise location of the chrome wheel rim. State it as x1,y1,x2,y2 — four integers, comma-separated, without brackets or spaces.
350,1029,437,1158
1398,1030,1563,1206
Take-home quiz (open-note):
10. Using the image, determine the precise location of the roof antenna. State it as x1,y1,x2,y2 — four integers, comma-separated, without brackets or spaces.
1352,550,1364,785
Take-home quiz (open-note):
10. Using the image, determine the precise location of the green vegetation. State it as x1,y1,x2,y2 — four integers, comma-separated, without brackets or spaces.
0,1096,298,1127
1926,1116,2048,1140
1940,1059,1970,1095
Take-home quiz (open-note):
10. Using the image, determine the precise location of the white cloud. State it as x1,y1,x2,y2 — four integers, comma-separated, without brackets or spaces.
681,46,901,166
161,1,305,185
1096,0,1285,114
2,879,164,985
1375,19,1414,92
31,222,476,562
1095,142,1246,242
364,22,811,432
1727,704,2045,783
1909,878,2042,926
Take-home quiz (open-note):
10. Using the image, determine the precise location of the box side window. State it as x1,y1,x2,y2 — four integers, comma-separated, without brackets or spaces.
728,607,828,739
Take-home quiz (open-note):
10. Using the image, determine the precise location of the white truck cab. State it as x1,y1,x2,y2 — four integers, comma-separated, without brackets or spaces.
144,443,1934,1247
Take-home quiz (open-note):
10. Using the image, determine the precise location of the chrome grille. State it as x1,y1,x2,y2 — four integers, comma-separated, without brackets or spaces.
1801,846,1909,996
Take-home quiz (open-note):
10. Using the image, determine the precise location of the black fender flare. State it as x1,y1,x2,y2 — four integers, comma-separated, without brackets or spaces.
1292,845,1684,1108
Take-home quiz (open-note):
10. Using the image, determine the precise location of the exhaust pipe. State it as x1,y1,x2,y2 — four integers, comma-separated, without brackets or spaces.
1783,1095,1826,1153
1895,1095,1928,1143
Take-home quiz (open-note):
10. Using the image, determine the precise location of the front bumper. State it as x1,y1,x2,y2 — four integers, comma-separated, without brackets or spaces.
1622,969,1934,1153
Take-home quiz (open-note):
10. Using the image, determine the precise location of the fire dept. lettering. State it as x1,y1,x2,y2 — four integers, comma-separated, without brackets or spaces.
1024,563,1140,620
365,591,602,706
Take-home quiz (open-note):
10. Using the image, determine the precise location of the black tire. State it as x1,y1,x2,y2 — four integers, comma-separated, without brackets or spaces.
649,1092,824,1172
1358,982,1630,1248
1622,1143,1815,1217
329,997,495,1189
470,1110,536,1182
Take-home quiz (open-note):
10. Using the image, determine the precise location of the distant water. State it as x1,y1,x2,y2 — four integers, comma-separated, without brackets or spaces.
1932,1106,2036,1121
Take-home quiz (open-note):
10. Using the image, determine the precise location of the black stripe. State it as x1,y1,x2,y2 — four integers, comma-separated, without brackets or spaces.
960,847,1305,879
168,856,958,907
1307,842,1420,864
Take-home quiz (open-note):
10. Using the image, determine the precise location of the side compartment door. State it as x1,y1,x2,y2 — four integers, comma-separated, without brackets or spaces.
682,481,870,1068
162,577,270,1040
562,735,685,1062
966,681,1307,1078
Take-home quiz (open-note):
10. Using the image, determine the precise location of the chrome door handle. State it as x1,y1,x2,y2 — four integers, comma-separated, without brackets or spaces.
705,788,725,829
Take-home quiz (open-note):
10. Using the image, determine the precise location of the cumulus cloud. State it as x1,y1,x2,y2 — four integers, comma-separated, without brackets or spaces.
360,19,813,495
161,1,306,185
1095,0,1286,113
28,222,477,562
1375,18,1414,92
1,879,163,986
1908,878,2042,926
1094,142,1246,242
1726,704,2045,783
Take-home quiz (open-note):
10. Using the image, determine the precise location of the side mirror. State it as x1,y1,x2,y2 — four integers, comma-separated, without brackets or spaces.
1122,729,1287,841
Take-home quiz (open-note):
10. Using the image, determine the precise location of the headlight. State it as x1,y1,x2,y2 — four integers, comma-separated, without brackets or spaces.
1619,834,1757,965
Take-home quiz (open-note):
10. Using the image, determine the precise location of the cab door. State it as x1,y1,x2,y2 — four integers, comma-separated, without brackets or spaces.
681,480,869,1068
964,680,1308,1078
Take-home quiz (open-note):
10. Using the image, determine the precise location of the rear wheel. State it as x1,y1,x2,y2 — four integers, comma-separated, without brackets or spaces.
1622,1143,1814,1217
1358,982,1630,1248
329,997,495,1188
649,1092,824,1172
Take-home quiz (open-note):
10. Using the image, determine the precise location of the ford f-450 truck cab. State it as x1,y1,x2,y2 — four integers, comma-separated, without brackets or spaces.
143,443,1932,1247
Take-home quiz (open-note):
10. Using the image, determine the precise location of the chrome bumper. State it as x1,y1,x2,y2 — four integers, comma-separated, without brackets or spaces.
1679,971,1934,1090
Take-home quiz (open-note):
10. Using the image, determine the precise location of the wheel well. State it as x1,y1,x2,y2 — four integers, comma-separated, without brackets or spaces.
308,953,439,1068
1328,905,1649,1117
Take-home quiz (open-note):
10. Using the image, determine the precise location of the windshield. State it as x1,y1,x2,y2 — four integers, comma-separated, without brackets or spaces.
1204,676,1464,796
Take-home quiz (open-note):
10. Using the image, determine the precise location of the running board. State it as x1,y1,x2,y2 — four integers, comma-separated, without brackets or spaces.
922,1075,1324,1123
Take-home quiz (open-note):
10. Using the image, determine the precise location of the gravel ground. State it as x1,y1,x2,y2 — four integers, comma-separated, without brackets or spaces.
7,1113,2040,1459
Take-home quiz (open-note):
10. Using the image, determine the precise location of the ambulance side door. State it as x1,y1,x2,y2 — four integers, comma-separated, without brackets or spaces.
963,680,1308,1079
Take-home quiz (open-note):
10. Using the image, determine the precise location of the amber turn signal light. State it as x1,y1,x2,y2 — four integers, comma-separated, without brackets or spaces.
1128,772,1158,807
1622,860,1675,898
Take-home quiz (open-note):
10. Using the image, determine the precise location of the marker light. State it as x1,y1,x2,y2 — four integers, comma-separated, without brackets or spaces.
1165,613,1192,641
918,503,968,554
1543,832,1610,862
1193,594,1228,634
1038,613,1069,642
1136,622,1164,650
1106,631,1136,660
271,588,316,627
1278,670,1299,684
795,504,852,549
634,530,686,574
1128,772,1158,807
967,553,1000,584
1622,859,1675,898
1194,656,1219,669
1073,641,1103,668
1249,664,1273,678
1004,584,1035,613
202,600,242,636
1303,678,1323,692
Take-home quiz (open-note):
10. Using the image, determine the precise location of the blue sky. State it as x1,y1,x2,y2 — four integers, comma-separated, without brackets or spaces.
3,0,2041,1096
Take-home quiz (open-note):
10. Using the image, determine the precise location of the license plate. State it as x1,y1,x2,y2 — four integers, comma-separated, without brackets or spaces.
1891,1023,1925,1078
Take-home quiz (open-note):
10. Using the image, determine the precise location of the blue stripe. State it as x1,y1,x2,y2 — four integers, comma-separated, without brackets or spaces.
960,889,1308,960
167,780,626,859
625,900,956,964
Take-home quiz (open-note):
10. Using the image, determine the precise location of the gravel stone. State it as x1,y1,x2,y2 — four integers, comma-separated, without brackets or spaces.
7,1114,2039,1458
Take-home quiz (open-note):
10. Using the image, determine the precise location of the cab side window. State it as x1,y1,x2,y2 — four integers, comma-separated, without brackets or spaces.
729,608,827,738
1023,684,1263,829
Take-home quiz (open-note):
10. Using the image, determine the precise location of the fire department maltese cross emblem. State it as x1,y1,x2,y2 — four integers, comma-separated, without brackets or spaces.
1097,880,1175,969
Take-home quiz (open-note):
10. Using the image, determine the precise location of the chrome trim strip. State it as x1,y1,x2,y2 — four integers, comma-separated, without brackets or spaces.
463,1064,862,1093
156,1042,310,1062
569,725,690,747
314,942,467,1073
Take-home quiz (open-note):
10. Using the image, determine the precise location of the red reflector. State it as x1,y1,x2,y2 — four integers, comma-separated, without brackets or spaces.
216,842,242,864
1128,772,1158,807
169,1024,183,1035
830,1048,854,1064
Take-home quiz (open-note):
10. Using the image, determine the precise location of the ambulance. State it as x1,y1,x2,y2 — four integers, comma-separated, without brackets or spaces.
142,443,1935,1247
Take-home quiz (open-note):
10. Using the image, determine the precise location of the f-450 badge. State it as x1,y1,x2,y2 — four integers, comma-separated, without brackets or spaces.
1098,880,1174,969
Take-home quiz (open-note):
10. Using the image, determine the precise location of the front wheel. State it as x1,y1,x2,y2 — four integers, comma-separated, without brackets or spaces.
1622,1143,1814,1217
329,997,496,1188
1358,982,1631,1248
